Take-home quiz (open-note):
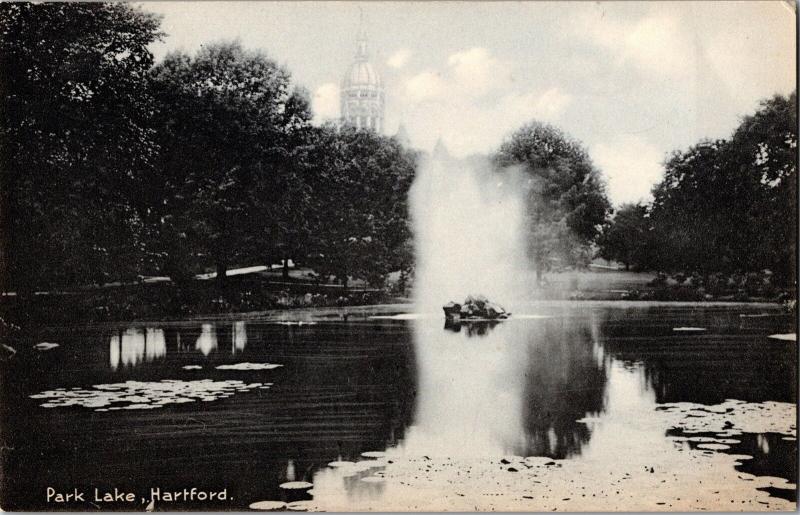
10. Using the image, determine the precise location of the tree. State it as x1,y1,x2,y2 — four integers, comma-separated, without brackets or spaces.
148,42,312,290
0,3,162,291
303,125,417,288
648,91,797,285
730,92,797,286
494,121,611,280
598,203,655,271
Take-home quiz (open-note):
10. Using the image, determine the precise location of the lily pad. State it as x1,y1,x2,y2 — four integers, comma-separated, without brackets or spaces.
31,379,265,411
249,501,287,511
360,451,386,459
327,460,355,468
279,481,313,490
216,363,283,371
286,500,313,511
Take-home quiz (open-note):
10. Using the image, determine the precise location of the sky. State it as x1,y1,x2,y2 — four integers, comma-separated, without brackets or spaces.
142,1,796,206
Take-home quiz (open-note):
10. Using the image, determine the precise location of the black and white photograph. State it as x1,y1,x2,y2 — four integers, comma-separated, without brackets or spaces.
0,1,797,512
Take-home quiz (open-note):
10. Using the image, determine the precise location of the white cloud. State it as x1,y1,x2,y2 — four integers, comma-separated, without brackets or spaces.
504,87,572,122
591,135,665,206
311,82,339,122
576,6,696,78
623,15,696,77
404,71,448,103
387,48,412,69
395,46,571,155
399,86,572,157
447,47,512,97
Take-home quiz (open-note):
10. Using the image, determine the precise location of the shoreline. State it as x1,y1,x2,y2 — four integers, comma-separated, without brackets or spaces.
14,299,792,329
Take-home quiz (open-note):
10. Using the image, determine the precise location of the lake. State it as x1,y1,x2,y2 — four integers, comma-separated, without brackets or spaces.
1,302,796,511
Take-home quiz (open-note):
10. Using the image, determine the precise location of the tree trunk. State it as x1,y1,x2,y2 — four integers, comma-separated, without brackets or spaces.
282,258,290,280
216,262,227,291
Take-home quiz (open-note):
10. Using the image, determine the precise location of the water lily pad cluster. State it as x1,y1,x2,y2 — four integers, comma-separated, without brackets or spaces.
215,363,283,371
657,400,796,437
30,379,272,411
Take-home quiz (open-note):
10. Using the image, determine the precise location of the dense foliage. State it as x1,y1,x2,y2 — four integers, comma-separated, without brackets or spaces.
494,121,612,278
0,3,162,291
597,202,655,271
148,42,312,287
599,92,797,288
1,3,416,299
303,125,417,287
2,2,794,309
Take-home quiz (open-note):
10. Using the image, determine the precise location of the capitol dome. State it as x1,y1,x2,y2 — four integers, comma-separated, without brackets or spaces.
343,59,382,89
340,28,385,132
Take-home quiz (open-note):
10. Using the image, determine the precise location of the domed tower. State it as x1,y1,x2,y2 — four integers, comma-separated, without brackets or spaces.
340,25,384,132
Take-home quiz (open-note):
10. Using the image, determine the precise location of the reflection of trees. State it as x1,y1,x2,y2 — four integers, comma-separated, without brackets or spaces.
108,327,166,369
253,322,418,454
13,320,419,511
443,319,501,337
598,307,797,404
519,315,607,458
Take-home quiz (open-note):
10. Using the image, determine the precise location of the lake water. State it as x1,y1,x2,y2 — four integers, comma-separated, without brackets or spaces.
1,302,796,511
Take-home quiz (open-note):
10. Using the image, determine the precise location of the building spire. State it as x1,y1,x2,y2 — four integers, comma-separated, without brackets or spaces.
356,7,368,60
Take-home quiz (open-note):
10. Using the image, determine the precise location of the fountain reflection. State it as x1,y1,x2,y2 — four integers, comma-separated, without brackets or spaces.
401,317,526,456
109,327,166,370
398,313,609,459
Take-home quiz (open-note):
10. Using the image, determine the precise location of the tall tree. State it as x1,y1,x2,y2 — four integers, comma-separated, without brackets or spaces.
149,42,312,289
494,121,611,280
304,125,417,288
649,91,797,285
0,2,162,291
730,92,797,285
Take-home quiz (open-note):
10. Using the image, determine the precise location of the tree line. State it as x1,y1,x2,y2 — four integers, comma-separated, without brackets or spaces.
0,3,416,295
599,92,797,290
2,2,791,304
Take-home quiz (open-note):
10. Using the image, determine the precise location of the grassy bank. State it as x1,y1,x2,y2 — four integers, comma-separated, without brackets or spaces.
1,269,793,328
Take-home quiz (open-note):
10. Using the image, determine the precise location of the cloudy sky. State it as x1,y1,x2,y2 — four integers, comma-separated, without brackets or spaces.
143,1,796,205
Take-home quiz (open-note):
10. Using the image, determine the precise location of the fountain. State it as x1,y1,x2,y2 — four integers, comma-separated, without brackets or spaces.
409,142,529,314
397,140,533,458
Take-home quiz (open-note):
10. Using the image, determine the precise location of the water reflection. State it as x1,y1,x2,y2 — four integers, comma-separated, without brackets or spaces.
400,313,608,458
232,321,247,353
5,305,796,511
576,361,668,463
195,323,218,356
106,322,251,367
109,327,166,370
520,313,608,458
598,307,797,404
399,318,529,456
442,319,500,336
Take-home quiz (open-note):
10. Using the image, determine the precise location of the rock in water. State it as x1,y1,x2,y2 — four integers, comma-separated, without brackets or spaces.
443,295,510,320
